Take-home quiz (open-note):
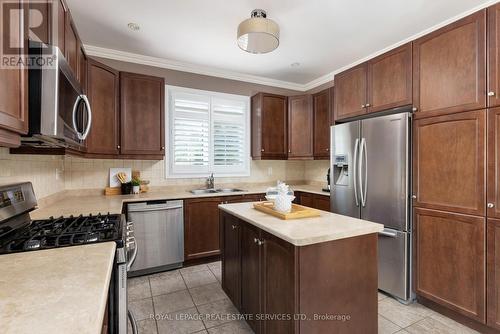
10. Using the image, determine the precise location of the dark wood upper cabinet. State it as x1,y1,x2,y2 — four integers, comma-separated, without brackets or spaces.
221,213,241,309
329,86,335,125
488,3,500,108
488,107,500,219
86,59,120,155
287,95,313,159
77,43,87,93
334,64,368,120
487,218,500,330
0,0,28,147
64,16,78,75
413,10,486,117
251,93,287,159
413,110,486,216
367,43,412,113
119,72,165,156
313,88,331,159
184,197,222,261
414,208,486,323
57,0,66,55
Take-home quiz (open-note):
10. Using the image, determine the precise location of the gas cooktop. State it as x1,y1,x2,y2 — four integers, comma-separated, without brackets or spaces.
0,213,124,254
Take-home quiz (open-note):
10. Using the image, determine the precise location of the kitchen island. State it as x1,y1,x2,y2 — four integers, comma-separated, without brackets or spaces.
218,202,384,334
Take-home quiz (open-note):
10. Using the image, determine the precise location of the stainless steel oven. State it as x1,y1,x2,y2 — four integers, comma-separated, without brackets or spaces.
23,41,91,148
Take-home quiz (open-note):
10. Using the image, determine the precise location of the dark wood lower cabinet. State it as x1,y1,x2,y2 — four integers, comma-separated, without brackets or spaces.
488,218,500,330
414,208,486,323
296,192,330,211
220,210,379,334
221,213,241,309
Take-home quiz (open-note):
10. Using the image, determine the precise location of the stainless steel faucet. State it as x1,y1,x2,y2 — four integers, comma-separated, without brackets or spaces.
206,173,215,189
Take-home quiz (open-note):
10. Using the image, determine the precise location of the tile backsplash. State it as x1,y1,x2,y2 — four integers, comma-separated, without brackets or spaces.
0,148,329,199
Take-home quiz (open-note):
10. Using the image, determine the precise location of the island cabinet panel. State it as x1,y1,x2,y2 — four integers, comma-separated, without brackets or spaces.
313,88,331,159
251,93,288,160
488,218,500,330
260,231,297,334
488,107,500,219
296,192,330,211
334,64,368,120
488,3,500,108
413,110,486,216
414,208,486,323
299,233,378,333
220,213,241,309
412,10,486,117
220,210,379,334
240,222,262,333
184,197,222,260
86,58,120,155
288,95,313,159
367,43,412,113
119,72,165,156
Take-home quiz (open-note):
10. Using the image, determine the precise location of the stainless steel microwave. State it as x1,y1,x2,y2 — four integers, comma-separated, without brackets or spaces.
23,41,92,148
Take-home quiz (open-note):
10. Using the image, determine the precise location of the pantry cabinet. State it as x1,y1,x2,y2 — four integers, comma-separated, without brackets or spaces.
86,58,120,155
251,93,288,159
413,10,486,117
313,88,331,159
413,110,486,216
119,72,165,156
489,3,500,108
287,95,313,159
414,208,486,323
488,107,500,219
0,0,28,147
487,218,500,330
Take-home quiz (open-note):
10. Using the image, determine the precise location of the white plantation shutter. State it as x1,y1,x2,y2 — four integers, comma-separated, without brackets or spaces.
170,93,210,174
167,87,250,177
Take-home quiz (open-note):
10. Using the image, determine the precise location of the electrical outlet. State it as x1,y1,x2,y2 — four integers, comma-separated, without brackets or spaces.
267,167,273,176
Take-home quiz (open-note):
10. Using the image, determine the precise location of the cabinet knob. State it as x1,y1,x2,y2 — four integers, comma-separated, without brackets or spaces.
365,103,371,107
361,104,365,108
261,149,265,152
254,237,259,244
488,203,495,209
232,225,238,230
411,107,418,112
117,145,121,149
488,91,496,97
161,146,165,150
326,148,329,152
258,239,265,246
288,149,291,153
411,195,417,199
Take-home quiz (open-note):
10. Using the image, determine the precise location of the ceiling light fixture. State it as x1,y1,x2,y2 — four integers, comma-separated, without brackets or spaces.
127,22,140,31
237,9,279,54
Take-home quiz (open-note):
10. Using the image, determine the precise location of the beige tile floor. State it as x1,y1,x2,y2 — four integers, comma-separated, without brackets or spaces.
128,261,479,334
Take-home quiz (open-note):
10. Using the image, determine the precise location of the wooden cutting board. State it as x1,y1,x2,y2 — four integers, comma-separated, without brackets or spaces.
253,201,321,220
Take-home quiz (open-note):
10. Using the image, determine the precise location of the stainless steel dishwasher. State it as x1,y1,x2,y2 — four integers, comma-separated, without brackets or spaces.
127,200,184,276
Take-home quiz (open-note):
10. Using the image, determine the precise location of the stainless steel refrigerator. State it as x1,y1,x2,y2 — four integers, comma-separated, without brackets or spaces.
330,111,412,302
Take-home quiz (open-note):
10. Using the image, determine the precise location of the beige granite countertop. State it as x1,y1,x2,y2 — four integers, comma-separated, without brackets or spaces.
31,184,329,220
219,202,383,246
0,242,116,334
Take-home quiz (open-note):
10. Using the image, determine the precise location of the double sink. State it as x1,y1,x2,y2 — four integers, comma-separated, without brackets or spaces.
189,188,245,195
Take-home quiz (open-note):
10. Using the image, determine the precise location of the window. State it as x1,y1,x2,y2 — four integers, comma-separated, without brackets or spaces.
166,86,250,178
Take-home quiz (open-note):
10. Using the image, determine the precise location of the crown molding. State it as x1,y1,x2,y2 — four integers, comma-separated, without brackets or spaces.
84,45,306,91
85,0,497,93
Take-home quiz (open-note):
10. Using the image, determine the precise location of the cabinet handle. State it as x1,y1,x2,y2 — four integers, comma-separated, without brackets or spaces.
488,91,496,97
232,225,238,230
365,103,371,107
411,107,418,112
488,203,495,209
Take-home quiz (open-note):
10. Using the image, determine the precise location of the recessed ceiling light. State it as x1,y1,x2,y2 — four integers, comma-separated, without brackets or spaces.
291,62,300,67
127,22,140,31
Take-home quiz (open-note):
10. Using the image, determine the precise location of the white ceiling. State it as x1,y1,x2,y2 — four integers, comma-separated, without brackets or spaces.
66,0,495,91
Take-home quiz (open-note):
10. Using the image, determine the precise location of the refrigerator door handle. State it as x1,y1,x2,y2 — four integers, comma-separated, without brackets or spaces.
353,138,359,207
379,228,398,238
359,137,367,207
